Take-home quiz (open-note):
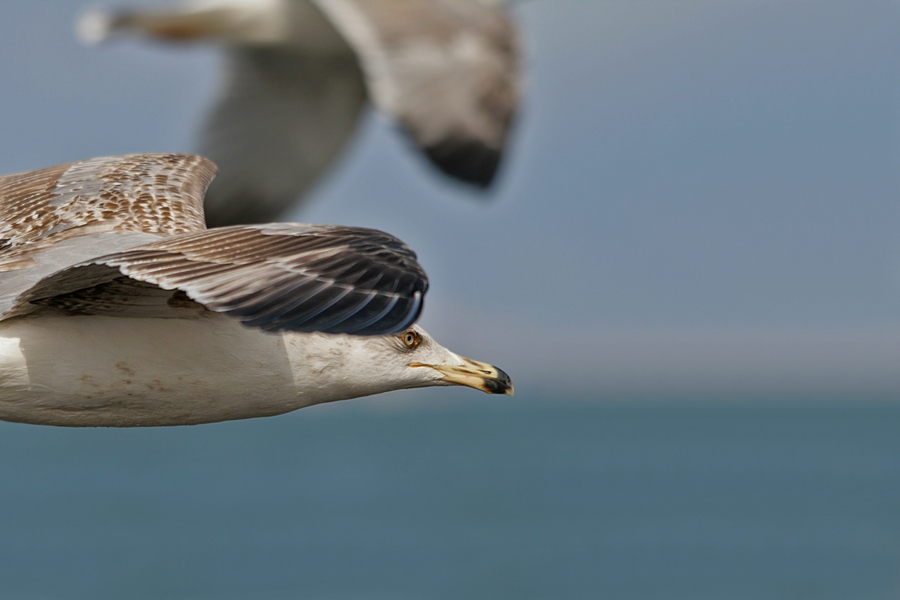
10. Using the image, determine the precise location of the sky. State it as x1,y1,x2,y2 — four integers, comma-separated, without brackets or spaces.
0,0,898,395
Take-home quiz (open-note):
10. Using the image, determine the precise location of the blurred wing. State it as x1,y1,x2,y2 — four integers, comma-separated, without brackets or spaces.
12,224,428,335
0,154,214,317
200,48,367,227
313,0,521,187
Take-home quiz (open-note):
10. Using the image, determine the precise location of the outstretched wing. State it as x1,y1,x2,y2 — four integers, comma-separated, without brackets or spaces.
0,154,215,316
313,0,521,187
200,48,367,227
12,224,428,336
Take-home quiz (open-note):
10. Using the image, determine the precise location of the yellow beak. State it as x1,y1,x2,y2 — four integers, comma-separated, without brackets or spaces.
411,356,514,396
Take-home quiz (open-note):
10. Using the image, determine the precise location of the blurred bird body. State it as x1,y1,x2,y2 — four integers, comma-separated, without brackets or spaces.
78,0,521,226
0,154,512,427
82,0,353,51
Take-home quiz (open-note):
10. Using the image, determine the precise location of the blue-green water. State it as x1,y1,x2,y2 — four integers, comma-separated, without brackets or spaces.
0,393,898,599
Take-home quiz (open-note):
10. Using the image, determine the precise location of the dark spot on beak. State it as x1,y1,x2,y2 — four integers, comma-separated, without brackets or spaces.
484,367,513,395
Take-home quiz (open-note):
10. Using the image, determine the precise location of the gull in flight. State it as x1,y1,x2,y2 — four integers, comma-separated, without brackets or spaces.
77,0,521,226
0,154,512,427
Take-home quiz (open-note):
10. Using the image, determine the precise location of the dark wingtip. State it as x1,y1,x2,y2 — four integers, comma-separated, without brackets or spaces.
423,138,502,189
246,290,425,337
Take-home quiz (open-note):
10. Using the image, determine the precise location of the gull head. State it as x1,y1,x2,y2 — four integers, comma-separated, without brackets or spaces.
401,325,513,395
289,324,513,403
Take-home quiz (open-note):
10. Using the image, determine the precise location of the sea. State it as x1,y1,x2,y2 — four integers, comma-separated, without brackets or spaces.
0,391,898,600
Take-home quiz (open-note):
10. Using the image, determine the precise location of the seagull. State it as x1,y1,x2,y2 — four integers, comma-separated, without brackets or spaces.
77,0,521,226
0,154,512,427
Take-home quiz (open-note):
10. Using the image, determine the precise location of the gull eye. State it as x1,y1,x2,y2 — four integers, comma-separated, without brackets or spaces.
401,330,420,349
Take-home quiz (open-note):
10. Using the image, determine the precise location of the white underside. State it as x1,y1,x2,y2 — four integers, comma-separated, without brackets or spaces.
0,314,426,427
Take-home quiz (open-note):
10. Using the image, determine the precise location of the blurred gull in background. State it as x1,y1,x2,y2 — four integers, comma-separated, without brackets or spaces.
77,0,521,226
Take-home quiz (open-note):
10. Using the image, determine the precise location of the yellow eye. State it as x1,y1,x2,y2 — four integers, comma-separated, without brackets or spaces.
401,330,420,349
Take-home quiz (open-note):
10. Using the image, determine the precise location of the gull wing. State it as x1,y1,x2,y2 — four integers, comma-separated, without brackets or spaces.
200,48,367,226
0,154,214,317
0,153,211,263
313,0,521,187
11,224,428,336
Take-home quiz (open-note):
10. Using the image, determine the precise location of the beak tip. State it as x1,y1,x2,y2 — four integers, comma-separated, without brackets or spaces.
484,366,514,396
422,358,514,396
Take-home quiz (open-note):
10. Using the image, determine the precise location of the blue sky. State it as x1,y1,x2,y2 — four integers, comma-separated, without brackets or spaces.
0,1,898,395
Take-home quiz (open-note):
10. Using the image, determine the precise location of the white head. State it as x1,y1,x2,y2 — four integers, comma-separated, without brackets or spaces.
283,324,513,406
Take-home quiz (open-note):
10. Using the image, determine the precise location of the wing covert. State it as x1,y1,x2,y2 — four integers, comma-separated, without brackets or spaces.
12,224,429,336
0,153,215,272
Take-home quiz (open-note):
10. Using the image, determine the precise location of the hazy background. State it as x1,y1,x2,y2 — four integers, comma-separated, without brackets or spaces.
0,3,900,599
2,0,899,396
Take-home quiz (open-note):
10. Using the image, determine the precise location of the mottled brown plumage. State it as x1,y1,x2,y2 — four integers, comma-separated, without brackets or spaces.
0,154,427,335
0,154,212,271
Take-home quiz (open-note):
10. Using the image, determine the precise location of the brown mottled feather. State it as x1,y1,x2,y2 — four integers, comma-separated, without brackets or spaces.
0,155,429,335
0,154,214,271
